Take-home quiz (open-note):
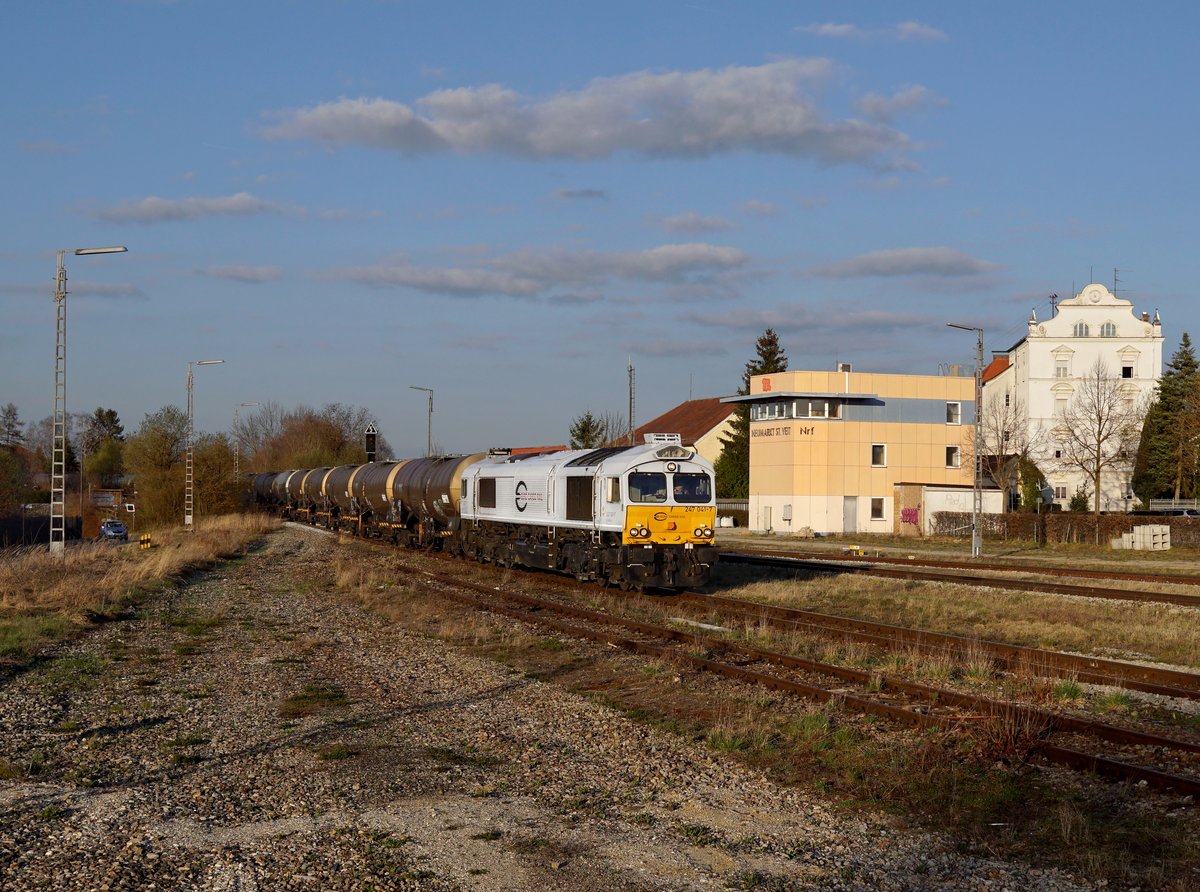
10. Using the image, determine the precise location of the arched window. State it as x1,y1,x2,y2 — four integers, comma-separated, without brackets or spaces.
1072,321,1090,337
1100,322,1116,337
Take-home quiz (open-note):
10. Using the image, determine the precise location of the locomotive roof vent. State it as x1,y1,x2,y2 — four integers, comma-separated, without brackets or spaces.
655,445,693,460
488,447,513,456
643,433,682,445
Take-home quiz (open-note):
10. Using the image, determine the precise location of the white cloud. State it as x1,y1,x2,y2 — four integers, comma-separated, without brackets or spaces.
740,199,780,217
809,247,1000,278
797,21,947,42
263,59,912,166
204,265,282,283
856,85,943,122
94,192,295,223
324,242,749,299
657,212,734,233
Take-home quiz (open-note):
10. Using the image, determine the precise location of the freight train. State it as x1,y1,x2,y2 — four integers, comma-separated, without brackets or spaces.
252,435,718,590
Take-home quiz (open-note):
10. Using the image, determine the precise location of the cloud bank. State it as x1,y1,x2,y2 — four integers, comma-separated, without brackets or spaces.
264,59,914,166
204,265,282,283
94,192,293,223
809,247,1000,278
325,243,748,300
797,21,948,42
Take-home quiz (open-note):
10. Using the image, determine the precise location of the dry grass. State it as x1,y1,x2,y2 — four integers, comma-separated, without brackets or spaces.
717,567,1200,669
0,513,278,663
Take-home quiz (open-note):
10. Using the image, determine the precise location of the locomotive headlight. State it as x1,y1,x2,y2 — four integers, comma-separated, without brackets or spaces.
704,528,714,538
694,527,705,537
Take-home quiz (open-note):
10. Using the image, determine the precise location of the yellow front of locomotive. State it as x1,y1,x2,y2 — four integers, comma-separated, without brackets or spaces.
619,447,717,547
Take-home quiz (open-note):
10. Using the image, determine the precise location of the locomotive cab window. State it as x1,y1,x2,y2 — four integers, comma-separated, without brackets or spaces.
628,472,667,503
478,477,497,509
672,473,711,503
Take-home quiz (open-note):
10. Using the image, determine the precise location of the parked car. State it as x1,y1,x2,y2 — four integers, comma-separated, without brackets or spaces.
99,518,129,541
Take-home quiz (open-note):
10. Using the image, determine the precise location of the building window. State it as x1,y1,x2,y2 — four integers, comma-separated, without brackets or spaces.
1122,365,1134,379
1004,393,1011,407
1055,398,1067,416
945,402,961,424
870,498,885,520
752,401,790,421
1055,360,1070,378
946,446,961,468
1101,322,1117,337
1054,448,1062,459
1073,322,1090,337
1054,485,1067,500
871,444,886,467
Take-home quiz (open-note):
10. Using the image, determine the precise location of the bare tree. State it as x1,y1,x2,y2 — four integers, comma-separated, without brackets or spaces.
976,395,1044,511
1054,359,1147,521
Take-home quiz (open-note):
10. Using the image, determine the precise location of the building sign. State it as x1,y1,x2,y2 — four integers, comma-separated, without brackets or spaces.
750,425,816,438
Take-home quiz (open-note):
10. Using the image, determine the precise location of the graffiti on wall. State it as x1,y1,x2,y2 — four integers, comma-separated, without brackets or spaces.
900,504,921,526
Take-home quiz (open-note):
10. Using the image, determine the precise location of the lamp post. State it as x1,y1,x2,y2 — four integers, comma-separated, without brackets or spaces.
186,359,224,531
947,322,984,558
232,402,259,481
49,246,127,556
410,386,433,456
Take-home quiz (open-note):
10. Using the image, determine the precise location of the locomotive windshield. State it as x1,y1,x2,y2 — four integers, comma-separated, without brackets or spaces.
671,473,712,504
628,472,667,503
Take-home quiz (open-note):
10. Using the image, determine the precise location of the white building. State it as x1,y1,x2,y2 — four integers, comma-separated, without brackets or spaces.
982,283,1163,510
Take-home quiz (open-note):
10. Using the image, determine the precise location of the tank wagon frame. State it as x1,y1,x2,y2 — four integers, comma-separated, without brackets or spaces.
252,437,718,590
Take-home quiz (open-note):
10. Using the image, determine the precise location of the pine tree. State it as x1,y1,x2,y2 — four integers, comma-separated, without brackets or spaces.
714,329,789,498
569,411,605,449
0,403,22,448
1133,333,1199,501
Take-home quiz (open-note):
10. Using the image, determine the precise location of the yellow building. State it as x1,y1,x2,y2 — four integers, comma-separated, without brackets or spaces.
723,369,977,534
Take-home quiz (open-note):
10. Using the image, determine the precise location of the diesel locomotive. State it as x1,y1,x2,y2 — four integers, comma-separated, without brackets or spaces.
252,435,718,589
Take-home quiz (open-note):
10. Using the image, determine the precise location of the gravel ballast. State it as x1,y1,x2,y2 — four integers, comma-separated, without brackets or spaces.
0,526,1092,890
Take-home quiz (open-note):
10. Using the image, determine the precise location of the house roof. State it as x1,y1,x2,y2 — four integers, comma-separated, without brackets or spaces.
982,355,1010,384
632,398,735,446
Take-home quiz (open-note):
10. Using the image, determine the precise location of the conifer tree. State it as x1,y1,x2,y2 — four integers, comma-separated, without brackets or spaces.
1133,333,1199,501
714,329,789,498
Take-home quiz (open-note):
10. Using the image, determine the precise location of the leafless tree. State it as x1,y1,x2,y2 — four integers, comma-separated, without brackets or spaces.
1053,359,1147,520
976,395,1044,511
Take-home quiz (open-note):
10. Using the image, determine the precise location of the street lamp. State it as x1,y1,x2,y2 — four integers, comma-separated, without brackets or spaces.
232,402,259,482
186,359,224,531
410,386,434,456
947,322,984,558
49,246,127,556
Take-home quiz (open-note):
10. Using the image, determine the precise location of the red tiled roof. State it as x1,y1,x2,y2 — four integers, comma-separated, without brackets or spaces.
632,398,735,446
982,356,1010,384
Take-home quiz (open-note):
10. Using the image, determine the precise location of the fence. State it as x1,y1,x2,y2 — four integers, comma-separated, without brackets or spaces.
931,511,1200,547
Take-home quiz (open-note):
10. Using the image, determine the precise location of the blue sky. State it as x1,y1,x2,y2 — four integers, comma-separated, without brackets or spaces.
3,1,1197,458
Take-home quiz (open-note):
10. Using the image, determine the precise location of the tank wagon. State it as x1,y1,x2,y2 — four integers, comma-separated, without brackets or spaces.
252,436,718,589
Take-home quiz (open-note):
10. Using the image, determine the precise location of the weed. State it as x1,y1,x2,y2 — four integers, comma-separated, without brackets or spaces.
316,744,357,761
424,745,499,769
51,719,83,734
1095,690,1136,713
36,654,108,694
679,822,721,847
279,684,349,718
470,830,503,841
36,805,66,821
1052,679,1083,702
165,733,210,748
728,869,796,891
171,753,205,766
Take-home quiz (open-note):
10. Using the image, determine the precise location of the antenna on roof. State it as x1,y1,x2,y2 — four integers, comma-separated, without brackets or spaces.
1049,293,1058,315
1113,267,1120,294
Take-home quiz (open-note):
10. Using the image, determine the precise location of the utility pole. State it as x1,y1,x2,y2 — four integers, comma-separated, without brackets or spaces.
947,323,984,558
186,359,224,531
49,246,127,556
627,359,636,446
410,386,433,456
232,402,259,481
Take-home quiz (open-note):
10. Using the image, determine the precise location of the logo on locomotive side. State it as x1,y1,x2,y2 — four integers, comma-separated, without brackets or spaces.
515,480,528,512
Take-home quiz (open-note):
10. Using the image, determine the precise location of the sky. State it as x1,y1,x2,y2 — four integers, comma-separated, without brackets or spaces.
3,1,1198,459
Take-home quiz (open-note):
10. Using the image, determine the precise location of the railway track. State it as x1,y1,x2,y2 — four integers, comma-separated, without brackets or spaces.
383,553,1200,799
729,545,1200,587
668,591,1200,702
719,551,1200,609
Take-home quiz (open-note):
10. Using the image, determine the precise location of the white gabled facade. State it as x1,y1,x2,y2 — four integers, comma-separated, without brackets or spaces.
983,283,1163,510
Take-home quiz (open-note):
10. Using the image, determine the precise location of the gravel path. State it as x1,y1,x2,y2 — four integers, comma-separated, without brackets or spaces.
0,526,1093,890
